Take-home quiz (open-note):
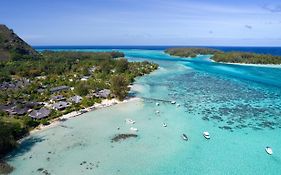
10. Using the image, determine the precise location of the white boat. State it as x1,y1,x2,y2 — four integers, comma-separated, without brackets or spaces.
130,127,138,132
156,110,160,114
176,104,180,107
125,119,136,124
171,101,176,104
265,147,273,155
182,134,188,141
156,102,160,106
203,131,210,139
163,123,167,127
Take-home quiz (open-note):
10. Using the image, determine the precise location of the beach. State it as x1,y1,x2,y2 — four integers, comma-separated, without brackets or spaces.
29,97,141,135
209,58,281,68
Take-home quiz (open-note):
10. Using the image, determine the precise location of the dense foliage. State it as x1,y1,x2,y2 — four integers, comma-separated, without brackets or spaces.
212,52,281,64
165,48,221,58
165,47,281,65
0,51,158,158
0,25,158,163
0,118,28,157
110,75,129,100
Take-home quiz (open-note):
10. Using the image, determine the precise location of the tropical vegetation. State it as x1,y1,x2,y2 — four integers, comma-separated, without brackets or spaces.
165,47,221,58
0,25,158,159
212,52,281,64
166,47,281,64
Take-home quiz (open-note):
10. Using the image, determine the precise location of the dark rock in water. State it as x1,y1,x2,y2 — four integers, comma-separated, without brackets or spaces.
111,134,138,142
0,161,14,174
202,116,209,121
37,168,44,172
211,115,223,122
42,169,51,175
219,126,232,130
226,121,234,125
37,168,51,175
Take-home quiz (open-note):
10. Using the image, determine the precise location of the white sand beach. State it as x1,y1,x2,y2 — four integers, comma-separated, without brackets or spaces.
210,59,281,68
29,97,140,135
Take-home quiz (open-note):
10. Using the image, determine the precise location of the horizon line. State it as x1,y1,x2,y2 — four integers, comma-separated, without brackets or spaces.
33,45,281,48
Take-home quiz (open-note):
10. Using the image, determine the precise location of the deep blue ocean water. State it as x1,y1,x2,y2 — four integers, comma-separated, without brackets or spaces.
34,46,281,56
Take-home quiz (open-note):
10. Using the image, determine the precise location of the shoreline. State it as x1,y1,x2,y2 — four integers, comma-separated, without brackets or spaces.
28,97,141,136
210,59,281,68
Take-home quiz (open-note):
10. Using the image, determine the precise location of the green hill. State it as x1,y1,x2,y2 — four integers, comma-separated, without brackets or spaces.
0,24,38,61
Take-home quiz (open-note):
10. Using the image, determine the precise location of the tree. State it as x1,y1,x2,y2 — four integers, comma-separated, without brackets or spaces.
115,58,128,73
75,82,90,96
0,120,27,156
99,60,112,74
110,75,129,100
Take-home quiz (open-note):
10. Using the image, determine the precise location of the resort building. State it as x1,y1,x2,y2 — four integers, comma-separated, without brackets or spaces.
69,95,83,104
50,86,70,93
52,101,69,110
50,95,65,103
29,108,51,119
93,89,111,98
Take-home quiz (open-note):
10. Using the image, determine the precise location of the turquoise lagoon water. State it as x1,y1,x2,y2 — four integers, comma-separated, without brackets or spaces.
6,49,281,175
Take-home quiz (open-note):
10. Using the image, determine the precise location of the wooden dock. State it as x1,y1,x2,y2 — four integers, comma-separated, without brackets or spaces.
141,97,172,103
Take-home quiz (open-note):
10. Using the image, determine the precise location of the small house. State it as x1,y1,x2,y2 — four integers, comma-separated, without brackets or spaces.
29,108,51,119
50,86,70,93
50,95,65,103
52,101,69,110
94,89,111,98
69,95,83,104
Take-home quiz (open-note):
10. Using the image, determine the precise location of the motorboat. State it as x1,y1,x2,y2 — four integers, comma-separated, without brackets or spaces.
130,127,138,132
156,110,160,114
182,134,188,141
125,119,136,124
203,131,210,139
171,101,176,104
176,104,180,107
156,102,160,106
163,123,167,127
265,146,273,155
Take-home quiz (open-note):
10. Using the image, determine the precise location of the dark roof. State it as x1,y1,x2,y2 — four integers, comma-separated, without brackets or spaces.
70,95,83,104
29,108,51,119
0,78,30,90
50,86,70,93
50,95,65,101
94,89,111,98
52,101,69,110
0,105,29,116
13,107,29,115
25,101,40,108
0,104,15,111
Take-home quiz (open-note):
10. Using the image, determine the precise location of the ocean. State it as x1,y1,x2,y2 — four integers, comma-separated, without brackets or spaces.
6,46,281,175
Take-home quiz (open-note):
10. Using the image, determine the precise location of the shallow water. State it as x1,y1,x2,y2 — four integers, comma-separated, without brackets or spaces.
7,49,281,175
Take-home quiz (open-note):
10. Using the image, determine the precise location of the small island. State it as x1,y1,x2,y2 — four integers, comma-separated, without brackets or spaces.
212,52,281,65
165,47,221,58
0,25,158,161
166,47,281,65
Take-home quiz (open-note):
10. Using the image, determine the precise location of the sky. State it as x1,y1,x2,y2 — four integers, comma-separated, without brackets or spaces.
1,0,281,46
